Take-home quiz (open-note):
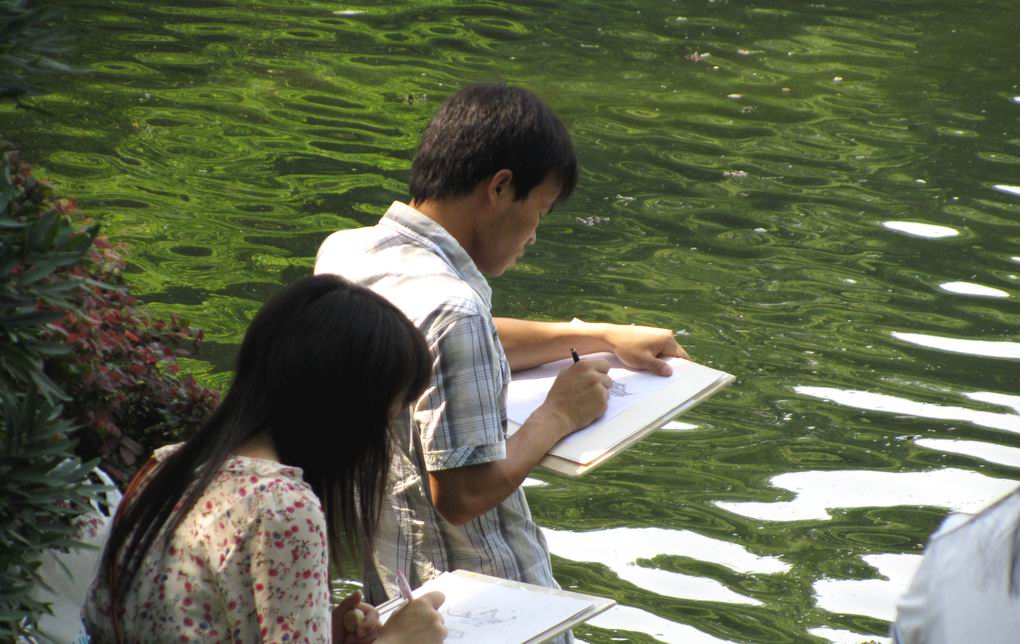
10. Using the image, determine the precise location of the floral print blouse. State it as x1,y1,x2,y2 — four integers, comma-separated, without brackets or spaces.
84,445,332,643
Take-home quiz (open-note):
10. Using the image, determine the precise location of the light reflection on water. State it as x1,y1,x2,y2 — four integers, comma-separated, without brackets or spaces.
992,184,1020,197
938,281,1010,298
892,332,1020,360
808,628,890,644
968,392,1020,415
882,221,959,239
916,439,1020,468
544,526,788,605
543,525,777,641
812,553,923,622
796,386,1020,434
660,420,699,432
585,605,733,644
716,469,1017,522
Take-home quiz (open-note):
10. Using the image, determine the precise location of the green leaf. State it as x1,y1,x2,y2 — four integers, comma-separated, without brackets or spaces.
14,258,60,285
0,308,62,328
54,222,98,253
23,210,58,252
15,338,70,357
27,368,70,403
0,254,21,278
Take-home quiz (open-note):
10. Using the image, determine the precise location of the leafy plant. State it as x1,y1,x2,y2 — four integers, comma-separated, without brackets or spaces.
1,145,101,639
50,234,221,484
0,145,220,638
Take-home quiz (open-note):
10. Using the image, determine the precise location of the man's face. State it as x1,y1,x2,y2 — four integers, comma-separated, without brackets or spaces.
478,176,561,277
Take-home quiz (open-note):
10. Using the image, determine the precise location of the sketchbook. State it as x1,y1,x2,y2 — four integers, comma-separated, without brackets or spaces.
507,353,735,477
375,569,615,643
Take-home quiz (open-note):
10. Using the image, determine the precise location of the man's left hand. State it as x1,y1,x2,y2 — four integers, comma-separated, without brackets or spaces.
604,324,689,376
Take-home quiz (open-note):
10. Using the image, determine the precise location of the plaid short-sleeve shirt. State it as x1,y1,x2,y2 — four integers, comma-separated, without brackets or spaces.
315,202,560,602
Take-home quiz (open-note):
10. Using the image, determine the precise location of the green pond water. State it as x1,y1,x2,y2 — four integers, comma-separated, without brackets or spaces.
5,0,1020,641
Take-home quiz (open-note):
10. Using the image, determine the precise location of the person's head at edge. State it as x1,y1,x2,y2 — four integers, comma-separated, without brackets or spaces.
408,81,577,277
99,274,431,627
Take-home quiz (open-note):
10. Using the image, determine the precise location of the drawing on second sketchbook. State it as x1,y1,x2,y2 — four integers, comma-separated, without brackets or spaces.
609,381,634,398
443,607,516,639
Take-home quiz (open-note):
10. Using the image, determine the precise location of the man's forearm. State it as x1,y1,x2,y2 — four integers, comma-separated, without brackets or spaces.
496,317,688,374
494,318,612,371
427,405,573,525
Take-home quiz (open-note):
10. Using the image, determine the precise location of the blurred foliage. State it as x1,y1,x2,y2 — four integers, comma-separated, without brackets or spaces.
1,0,77,105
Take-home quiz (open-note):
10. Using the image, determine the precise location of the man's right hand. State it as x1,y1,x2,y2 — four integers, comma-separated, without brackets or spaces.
538,358,612,439
429,358,611,526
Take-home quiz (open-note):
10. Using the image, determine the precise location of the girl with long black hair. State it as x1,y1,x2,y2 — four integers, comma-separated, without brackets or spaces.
84,274,446,642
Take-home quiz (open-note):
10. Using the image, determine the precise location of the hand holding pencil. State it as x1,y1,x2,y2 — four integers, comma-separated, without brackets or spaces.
374,571,448,644
533,349,612,440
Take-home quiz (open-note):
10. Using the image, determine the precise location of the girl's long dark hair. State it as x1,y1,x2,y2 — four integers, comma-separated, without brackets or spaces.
99,274,430,629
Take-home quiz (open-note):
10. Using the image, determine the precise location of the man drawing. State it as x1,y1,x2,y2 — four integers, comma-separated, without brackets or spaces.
315,82,687,617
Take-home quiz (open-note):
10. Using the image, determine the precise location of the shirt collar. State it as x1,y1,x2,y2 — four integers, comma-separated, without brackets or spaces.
379,201,492,308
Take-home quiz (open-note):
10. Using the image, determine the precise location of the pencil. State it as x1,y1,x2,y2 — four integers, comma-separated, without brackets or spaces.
395,569,414,603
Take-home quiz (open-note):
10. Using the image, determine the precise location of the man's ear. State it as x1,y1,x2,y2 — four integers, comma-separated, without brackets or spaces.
487,169,514,204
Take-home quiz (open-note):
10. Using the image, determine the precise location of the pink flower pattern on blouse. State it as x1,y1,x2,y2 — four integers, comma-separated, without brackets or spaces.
84,445,332,643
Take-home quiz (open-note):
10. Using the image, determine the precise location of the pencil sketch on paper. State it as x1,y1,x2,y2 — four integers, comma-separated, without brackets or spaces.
379,571,600,643
444,607,516,639
609,381,634,398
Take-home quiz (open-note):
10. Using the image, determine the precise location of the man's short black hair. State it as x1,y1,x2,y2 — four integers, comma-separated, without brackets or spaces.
409,82,577,203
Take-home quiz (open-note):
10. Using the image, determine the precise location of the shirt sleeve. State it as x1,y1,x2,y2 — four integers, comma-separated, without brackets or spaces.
416,313,508,471
892,512,971,643
220,483,332,643
892,550,933,644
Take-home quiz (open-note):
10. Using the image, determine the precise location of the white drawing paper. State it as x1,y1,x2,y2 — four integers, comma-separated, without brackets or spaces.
381,572,594,643
507,352,729,464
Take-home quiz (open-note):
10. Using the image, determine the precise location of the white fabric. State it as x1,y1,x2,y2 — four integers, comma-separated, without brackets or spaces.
893,488,1020,643
23,467,121,644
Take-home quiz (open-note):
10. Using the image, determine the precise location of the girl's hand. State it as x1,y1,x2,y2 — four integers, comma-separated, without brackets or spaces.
378,591,447,644
332,591,383,643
